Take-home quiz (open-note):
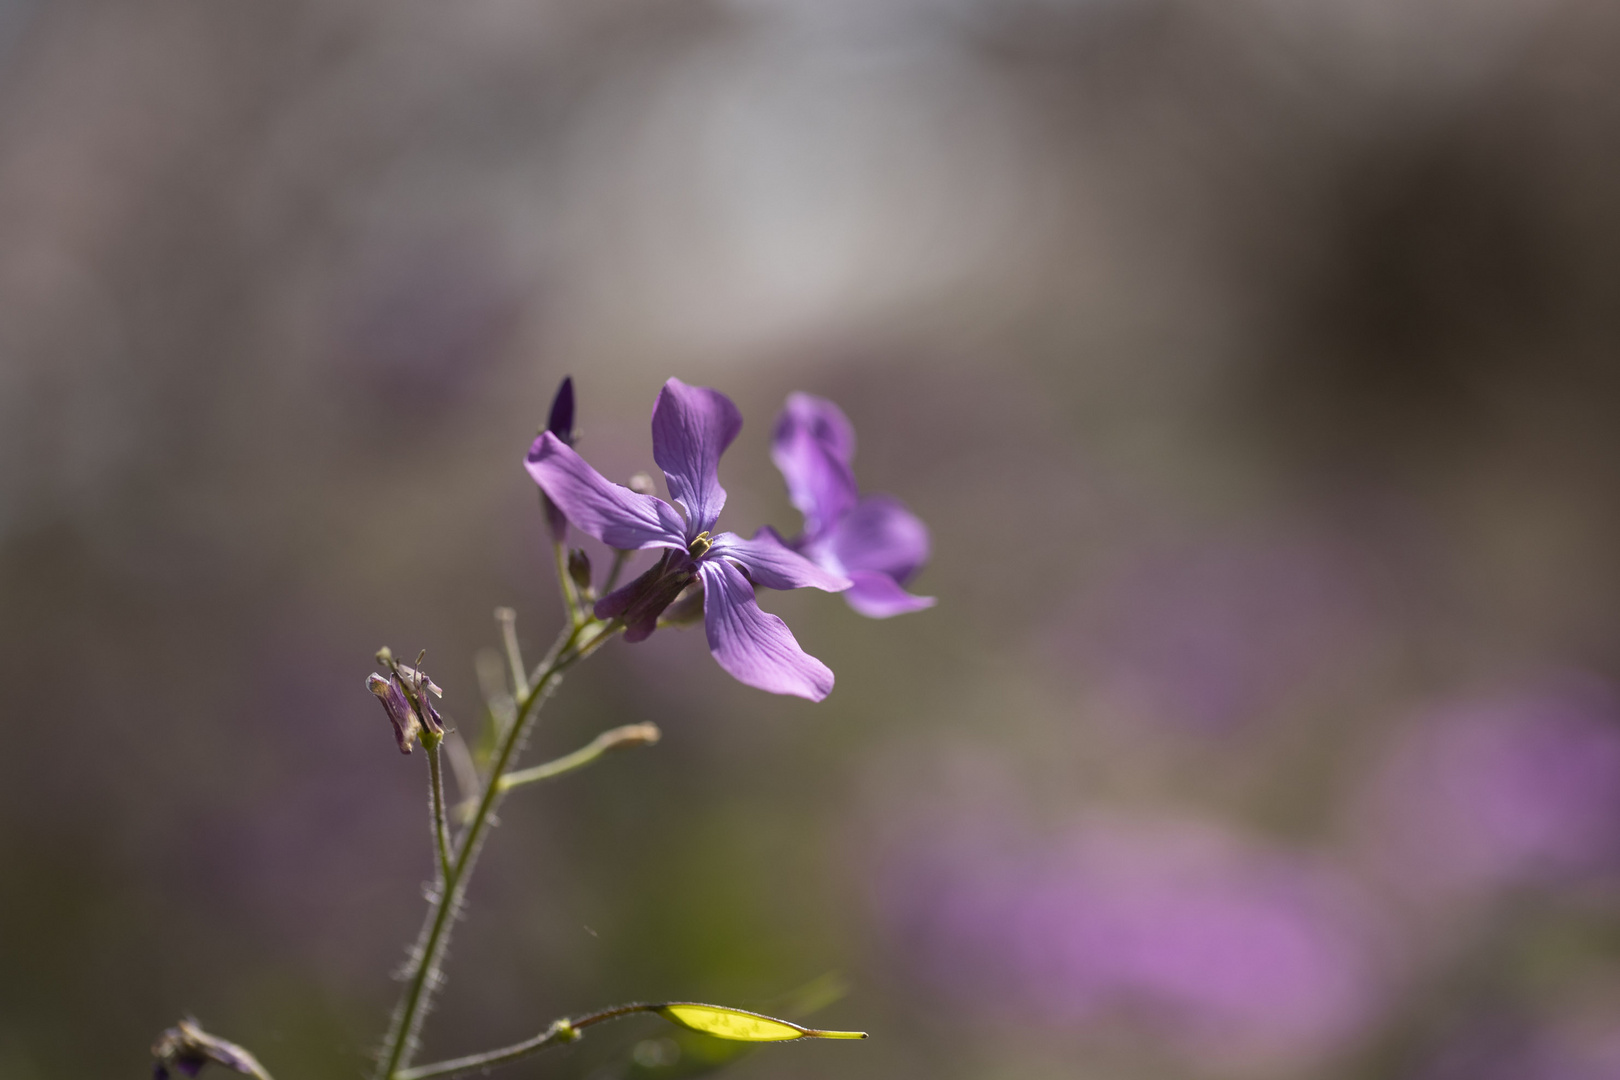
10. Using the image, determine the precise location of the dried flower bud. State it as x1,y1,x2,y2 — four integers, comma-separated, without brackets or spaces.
368,653,446,752
567,548,593,595
368,673,421,753
152,1018,271,1080
627,471,657,497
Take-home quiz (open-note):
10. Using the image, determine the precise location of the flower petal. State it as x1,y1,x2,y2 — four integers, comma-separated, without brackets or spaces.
699,558,834,701
652,378,742,536
771,393,858,539
526,432,687,551
709,528,851,592
844,569,936,618
827,495,931,582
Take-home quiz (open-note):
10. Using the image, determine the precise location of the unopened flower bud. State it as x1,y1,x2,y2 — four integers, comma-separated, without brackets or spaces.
544,376,576,446
568,548,593,595
541,377,577,541
627,472,656,497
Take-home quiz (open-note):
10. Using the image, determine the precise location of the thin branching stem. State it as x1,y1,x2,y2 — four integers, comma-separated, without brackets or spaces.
373,617,623,1080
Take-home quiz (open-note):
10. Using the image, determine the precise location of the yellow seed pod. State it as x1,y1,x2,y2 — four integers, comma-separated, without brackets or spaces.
656,1003,867,1042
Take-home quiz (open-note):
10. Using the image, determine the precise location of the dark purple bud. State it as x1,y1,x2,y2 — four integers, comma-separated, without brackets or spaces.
568,548,593,596
368,673,420,753
540,377,578,541
546,376,576,445
594,551,697,642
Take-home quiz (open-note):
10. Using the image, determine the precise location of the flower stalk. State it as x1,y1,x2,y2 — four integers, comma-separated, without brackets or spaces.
423,737,453,888
372,615,623,1080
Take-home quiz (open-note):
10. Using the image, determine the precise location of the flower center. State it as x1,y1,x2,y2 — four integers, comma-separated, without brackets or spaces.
687,531,714,559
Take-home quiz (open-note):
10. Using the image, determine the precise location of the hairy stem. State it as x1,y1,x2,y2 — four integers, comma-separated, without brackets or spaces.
373,618,622,1080
424,742,453,886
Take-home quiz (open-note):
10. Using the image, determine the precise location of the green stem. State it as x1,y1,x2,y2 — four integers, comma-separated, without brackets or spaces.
425,741,453,886
373,618,622,1080
494,607,529,699
601,549,631,595
394,1004,659,1080
553,541,582,626
498,723,661,792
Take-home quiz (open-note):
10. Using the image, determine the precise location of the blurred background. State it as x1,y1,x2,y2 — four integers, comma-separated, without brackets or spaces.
5,0,1620,1077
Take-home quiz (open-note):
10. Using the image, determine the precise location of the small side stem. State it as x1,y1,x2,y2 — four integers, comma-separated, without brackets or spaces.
499,723,661,792
494,607,529,699
394,1004,659,1080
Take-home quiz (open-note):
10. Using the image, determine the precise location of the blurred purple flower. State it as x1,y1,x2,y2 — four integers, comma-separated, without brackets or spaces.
1355,682,1620,901
526,378,850,700
1075,538,1367,730
1419,1017,1620,1080
877,816,1386,1067
771,393,934,618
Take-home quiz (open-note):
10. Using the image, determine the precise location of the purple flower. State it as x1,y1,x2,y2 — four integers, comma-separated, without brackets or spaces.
770,393,934,618
525,378,850,701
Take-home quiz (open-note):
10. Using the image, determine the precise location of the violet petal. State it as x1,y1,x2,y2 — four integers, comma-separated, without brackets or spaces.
827,494,931,583
709,528,852,592
650,378,742,537
771,393,859,539
698,558,834,701
844,569,936,618
526,432,687,551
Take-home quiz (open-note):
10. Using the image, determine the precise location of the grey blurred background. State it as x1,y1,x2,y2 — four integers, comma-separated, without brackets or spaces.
5,1,1620,1078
